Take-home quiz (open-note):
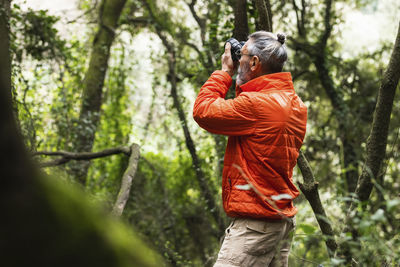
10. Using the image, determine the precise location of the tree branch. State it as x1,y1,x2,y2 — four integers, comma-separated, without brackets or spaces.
300,0,306,36
112,144,140,216
34,146,131,167
120,16,150,27
292,0,305,37
186,0,206,43
320,0,333,47
297,151,337,257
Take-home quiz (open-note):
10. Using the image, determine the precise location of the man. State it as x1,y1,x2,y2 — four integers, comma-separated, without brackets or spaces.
193,31,307,267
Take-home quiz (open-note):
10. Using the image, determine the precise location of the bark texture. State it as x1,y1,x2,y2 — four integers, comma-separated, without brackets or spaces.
71,0,127,185
112,144,140,216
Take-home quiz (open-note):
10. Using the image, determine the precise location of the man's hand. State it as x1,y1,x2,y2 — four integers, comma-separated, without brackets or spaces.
221,43,237,77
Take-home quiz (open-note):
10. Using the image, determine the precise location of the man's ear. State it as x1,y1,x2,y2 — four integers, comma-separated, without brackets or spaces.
250,56,260,71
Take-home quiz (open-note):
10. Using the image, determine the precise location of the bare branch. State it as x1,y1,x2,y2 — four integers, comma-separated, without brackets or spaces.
186,0,206,43
297,151,337,256
320,0,333,47
112,144,140,216
120,16,150,26
66,2,99,24
34,146,132,167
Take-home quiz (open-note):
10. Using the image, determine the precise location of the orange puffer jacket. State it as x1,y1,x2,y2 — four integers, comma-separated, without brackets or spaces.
193,70,307,219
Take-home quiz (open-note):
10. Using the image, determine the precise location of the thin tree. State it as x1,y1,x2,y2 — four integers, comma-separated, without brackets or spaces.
339,21,400,263
140,0,226,236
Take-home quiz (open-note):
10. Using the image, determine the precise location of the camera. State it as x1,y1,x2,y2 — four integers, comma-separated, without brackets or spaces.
225,38,245,62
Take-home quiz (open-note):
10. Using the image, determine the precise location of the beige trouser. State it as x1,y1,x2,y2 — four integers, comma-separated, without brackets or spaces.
214,217,296,267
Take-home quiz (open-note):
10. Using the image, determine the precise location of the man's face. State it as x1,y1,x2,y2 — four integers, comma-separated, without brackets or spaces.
236,40,253,86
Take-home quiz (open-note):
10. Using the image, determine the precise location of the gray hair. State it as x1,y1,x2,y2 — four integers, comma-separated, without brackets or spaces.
247,31,288,74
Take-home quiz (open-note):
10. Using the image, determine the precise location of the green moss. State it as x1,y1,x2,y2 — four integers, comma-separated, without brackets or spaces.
5,175,164,267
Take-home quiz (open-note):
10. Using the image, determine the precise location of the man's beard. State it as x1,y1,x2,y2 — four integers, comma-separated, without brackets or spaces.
236,63,251,86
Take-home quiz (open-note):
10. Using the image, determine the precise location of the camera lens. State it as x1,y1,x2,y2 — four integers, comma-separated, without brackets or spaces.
226,38,243,62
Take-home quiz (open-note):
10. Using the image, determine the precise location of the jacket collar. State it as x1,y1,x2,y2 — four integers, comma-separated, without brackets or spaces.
239,72,294,93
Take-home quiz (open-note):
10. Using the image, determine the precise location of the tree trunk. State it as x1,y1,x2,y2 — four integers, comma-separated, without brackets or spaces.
0,0,36,191
71,0,127,185
354,21,400,202
255,0,272,32
232,0,249,41
0,3,161,266
338,21,400,264
313,0,359,194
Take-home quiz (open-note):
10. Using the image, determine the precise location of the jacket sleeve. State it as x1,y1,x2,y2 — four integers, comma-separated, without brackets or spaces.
193,70,257,136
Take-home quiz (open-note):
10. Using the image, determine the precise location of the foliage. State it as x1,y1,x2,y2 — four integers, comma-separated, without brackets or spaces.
10,0,400,266
125,152,220,266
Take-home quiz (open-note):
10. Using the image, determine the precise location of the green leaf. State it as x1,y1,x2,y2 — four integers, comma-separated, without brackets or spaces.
298,223,316,234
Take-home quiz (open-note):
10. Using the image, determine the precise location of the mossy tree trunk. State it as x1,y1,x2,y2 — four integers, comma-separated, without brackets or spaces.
71,0,127,185
0,5,162,265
